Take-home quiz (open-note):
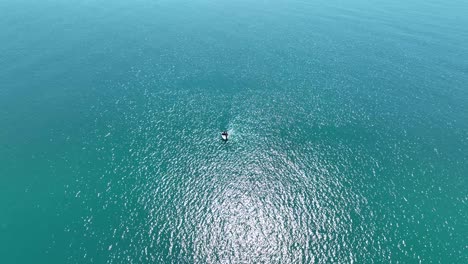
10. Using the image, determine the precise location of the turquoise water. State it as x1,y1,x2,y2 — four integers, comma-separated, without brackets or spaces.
1,0,467,263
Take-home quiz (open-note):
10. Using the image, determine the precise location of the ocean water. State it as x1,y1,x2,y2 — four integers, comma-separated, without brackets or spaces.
1,0,467,263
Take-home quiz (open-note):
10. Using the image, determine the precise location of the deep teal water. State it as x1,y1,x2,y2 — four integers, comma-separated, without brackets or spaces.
1,0,467,263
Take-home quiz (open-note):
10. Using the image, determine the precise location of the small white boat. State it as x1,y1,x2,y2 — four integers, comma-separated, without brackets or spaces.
221,131,228,141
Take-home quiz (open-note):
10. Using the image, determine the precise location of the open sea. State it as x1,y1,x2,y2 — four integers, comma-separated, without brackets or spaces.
1,0,467,263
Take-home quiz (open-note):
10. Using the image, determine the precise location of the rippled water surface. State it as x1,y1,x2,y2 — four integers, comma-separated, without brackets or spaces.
1,0,467,263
